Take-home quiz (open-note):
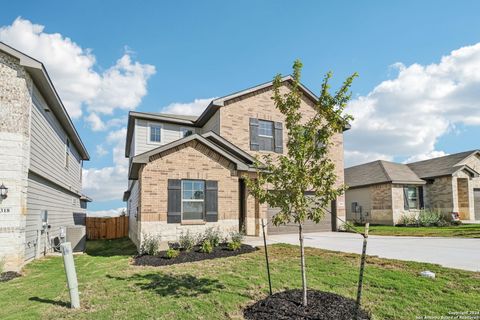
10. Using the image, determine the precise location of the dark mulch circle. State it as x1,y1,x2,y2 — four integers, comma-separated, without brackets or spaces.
0,271,21,282
133,243,256,266
244,289,371,320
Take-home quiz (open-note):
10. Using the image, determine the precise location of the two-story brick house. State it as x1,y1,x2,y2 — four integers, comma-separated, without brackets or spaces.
0,42,90,271
123,77,347,248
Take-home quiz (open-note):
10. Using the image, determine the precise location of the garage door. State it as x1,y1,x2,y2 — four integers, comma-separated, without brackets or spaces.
267,194,333,235
474,189,480,220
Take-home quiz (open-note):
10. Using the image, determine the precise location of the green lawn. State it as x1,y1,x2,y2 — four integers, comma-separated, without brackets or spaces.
0,238,479,320
351,224,480,238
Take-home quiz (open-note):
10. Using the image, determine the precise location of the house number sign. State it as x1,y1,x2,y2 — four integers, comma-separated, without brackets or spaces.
0,207,11,213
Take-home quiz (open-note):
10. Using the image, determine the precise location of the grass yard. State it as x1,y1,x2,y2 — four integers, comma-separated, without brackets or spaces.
0,238,479,320
351,223,480,238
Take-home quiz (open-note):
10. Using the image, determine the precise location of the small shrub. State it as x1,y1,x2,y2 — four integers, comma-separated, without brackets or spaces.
451,220,463,226
338,221,355,232
200,240,213,253
418,209,442,226
227,241,242,251
179,230,196,252
165,248,179,259
229,230,245,243
399,212,417,226
0,257,5,274
435,219,449,227
140,233,161,255
203,227,222,247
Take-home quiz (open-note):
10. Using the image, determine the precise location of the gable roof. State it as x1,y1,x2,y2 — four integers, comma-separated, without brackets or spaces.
128,131,257,180
407,150,480,179
125,76,325,157
0,42,89,160
345,160,425,188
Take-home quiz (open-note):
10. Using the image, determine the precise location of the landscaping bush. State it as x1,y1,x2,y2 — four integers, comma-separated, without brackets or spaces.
399,212,417,226
227,241,242,251
229,230,245,243
418,209,442,226
140,233,161,255
203,227,222,247
200,239,213,253
165,248,179,259
179,230,196,252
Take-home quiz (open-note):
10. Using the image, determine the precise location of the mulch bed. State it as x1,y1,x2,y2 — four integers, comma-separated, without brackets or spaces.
0,271,21,282
244,289,371,320
133,243,256,266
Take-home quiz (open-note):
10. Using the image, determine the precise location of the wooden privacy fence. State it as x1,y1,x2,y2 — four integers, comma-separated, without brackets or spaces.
86,216,129,240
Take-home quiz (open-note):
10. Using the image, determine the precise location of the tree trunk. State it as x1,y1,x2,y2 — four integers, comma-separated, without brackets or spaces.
299,223,307,307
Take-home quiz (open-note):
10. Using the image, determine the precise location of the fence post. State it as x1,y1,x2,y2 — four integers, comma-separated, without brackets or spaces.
356,222,369,311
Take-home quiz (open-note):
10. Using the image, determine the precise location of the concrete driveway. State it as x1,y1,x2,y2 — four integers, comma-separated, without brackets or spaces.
244,232,480,272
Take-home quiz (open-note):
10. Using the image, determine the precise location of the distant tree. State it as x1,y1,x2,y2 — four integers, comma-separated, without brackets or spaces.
246,60,356,306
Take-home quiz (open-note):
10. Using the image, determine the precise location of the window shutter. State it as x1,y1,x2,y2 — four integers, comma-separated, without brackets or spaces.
418,186,424,209
167,179,181,223
205,180,218,222
249,118,259,151
403,187,409,210
274,121,283,153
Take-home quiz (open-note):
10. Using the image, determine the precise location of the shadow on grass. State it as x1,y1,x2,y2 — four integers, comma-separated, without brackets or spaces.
86,238,138,257
29,296,70,308
107,273,225,297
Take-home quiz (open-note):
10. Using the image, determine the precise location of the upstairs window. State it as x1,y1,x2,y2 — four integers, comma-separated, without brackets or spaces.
149,123,162,143
258,120,274,138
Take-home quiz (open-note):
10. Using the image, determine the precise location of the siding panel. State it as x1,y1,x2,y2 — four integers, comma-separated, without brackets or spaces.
30,85,82,194
25,172,81,262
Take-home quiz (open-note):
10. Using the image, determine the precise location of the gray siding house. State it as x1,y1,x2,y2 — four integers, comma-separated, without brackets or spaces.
0,42,90,271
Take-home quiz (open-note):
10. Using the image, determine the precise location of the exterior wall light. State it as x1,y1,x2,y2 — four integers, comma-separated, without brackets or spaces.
0,183,8,199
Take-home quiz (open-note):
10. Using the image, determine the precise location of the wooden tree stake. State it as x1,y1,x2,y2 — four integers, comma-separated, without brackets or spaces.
262,219,273,295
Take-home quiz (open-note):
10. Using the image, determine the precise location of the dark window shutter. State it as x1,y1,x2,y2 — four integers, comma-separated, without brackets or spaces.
167,179,181,223
205,180,218,222
249,118,259,151
403,187,409,210
274,121,283,153
418,186,424,209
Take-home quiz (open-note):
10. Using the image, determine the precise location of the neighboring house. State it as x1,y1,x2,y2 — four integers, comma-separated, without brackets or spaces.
0,42,90,271
123,76,347,249
345,151,480,225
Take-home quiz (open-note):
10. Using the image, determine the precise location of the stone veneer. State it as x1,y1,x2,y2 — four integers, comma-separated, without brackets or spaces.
0,51,32,270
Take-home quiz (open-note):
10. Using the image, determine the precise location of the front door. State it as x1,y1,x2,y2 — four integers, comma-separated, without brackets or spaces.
239,179,246,231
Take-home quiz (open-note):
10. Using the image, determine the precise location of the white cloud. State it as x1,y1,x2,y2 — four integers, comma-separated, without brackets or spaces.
83,128,128,202
405,150,449,163
87,207,126,217
345,42,480,167
95,145,108,157
0,17,155,120
161,97,216,116
85,113,106,131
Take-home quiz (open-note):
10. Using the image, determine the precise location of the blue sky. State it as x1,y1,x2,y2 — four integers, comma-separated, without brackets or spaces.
1,1,480,212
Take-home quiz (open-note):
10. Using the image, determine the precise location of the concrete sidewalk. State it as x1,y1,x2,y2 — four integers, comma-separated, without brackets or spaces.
244,232,480,272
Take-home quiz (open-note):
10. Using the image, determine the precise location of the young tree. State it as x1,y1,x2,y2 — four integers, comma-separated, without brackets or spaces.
246,60,356,307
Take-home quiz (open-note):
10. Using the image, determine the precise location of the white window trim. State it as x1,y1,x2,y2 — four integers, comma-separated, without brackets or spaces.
179,127,194,139
147,122,163,145
181,180,205,221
